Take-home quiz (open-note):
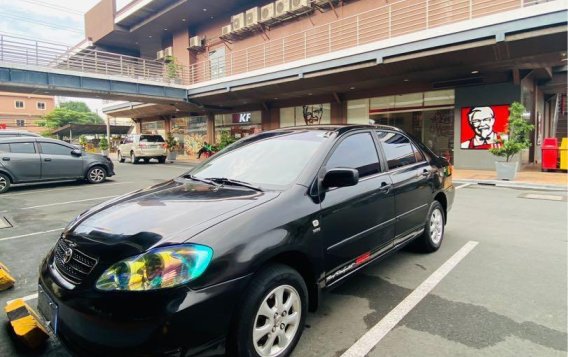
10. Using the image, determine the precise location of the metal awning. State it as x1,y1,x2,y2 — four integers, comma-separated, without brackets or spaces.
51,124,132,137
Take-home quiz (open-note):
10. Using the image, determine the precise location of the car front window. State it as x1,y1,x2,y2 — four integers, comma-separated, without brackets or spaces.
190,131,331,190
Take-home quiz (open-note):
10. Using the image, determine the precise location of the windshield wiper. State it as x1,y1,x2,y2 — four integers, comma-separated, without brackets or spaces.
205,177,263,192
181,174,220,187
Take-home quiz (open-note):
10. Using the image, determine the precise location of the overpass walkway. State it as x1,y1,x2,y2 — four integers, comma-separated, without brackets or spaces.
0,34,188,103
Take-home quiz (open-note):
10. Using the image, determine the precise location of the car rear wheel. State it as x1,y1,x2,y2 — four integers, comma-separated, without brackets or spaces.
118,151,125,163
86,166,107,184
158,156,166,164
229,264,307,357
0,173,10,194
130,152,138,164
414,201,445,253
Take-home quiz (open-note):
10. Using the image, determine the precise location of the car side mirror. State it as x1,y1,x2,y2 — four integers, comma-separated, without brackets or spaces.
71,149,82,157
322,168,359,189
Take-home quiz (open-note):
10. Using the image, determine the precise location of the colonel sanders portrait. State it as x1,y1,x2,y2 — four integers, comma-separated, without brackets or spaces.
461,106,500,149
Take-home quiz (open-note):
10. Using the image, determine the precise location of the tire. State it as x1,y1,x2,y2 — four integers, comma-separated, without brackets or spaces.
118,151,125,163
228,264,308,357
143,158,150,164
414,201,445,253
86,166,107,184
130,152,138,164
158,156,166,164
0,173,11,194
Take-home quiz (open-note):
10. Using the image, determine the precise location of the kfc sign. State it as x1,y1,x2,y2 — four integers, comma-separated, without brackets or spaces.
0,124,6,129
232,112,252,123
461,105,509,150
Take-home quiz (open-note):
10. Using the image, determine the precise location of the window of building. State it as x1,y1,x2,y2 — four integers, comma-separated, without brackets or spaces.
16,120,25,127
279,103,331,127
376,131,417,170
326,133,380,178
40,143,72,155
15,101,24,109
10,142,36,154
37,102,46,110
171,116,208,156
215,111,262,142
141,121,165,138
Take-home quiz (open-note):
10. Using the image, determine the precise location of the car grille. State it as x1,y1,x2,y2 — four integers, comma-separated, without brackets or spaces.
53,239,97,285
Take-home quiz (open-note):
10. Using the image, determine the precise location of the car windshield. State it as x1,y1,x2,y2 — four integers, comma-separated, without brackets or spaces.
140,135,165,142
188,130,332,190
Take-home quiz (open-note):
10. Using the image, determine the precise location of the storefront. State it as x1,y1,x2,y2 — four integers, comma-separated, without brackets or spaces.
171,116,208,157
140,120,166,138
346,90,455,163
215,111,262,141
280,103,332,127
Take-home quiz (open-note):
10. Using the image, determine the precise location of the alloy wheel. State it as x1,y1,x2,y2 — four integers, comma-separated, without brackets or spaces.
0,176,6,191
429,208,444,245
89,168,105,183
252,285,301,357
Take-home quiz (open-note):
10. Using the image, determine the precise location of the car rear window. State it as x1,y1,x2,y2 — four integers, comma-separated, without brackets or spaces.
10,142,36,154
139,135,164,143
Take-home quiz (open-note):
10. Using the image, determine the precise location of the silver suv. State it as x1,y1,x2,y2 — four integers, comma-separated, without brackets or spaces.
117,134,167,164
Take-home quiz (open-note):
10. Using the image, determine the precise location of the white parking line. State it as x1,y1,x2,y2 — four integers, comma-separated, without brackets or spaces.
19,195,118,210
456,183,472,190
0,228,64,242
6,293,38,305
341,241,479,357
1,181,134,197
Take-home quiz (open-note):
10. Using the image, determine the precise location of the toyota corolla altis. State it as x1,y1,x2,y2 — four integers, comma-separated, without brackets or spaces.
39,125,454,356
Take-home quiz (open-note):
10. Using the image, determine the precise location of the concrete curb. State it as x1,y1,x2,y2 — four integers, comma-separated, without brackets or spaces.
454,179,568,192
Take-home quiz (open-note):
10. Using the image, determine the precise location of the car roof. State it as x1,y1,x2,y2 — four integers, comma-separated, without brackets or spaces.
271,124,406,136
0,137,73,146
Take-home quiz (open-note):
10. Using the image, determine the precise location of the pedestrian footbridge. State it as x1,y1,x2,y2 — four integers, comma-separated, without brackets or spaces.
0,34,188,103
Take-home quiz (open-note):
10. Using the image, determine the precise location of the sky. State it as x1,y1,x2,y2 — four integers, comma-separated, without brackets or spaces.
0,0,132,113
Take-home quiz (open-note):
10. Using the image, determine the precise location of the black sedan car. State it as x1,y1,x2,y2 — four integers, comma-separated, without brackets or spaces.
39,125,454,357
0,137,114,194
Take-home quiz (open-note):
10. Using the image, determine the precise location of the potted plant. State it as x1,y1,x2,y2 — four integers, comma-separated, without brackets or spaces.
165,55,182,84
489,102,534,180
165,132,178,162
99,136,109,156
79,135,88,149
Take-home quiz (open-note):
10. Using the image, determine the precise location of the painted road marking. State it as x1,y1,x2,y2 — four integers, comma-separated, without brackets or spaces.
6,293,38,305
1,181,134,197
455,183,471,190
19,195,118,210
341,241,479,357
0,228,64,243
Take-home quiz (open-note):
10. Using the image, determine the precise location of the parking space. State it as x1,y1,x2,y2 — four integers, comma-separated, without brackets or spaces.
0,168,566,357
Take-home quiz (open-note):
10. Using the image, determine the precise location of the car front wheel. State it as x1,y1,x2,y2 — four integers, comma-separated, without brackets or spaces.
86,166,107,184
130,152,138,164
0,173,10,194
229,264,307,357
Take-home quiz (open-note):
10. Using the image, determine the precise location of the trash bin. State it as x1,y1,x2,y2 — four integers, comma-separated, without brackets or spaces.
541,138,558,171
560,138,568,171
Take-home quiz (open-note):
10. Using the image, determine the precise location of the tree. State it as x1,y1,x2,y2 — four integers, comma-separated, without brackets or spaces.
489,102,535,162
38,101,104,130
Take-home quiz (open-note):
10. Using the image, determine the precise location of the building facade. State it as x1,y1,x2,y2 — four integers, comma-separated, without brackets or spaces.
0,92,55,134
91,0,567,168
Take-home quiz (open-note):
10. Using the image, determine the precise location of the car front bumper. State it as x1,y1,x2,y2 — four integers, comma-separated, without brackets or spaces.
39,256,251,356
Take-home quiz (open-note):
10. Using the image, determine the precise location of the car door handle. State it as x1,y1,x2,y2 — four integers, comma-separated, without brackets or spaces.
379,182,391,193
2,157,9,161
44,158,52,162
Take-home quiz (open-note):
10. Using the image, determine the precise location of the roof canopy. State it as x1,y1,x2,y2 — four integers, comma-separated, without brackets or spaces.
52,124,132,137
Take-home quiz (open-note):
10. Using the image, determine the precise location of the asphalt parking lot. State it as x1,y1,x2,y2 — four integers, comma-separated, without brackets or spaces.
0,163,566,357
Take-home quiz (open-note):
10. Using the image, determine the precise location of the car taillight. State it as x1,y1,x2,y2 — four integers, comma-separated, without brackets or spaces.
139,143,147,148
162,143,167,149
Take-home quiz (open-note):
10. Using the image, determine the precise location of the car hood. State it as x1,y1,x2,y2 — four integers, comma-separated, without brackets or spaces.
64,179,279,256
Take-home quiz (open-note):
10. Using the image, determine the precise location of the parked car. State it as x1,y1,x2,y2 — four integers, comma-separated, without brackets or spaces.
0,137,115,194
117,134,167,164
0,130,41,138
39,125,454,356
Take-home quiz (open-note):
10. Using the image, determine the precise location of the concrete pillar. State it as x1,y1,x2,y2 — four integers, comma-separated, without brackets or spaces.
331,101,346,124
207,113,215,144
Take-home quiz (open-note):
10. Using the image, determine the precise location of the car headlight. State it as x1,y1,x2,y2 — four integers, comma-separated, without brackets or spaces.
95,244,213,291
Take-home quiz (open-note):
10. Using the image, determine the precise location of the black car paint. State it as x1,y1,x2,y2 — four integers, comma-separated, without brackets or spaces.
0,137,114,184
39,125,454,356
